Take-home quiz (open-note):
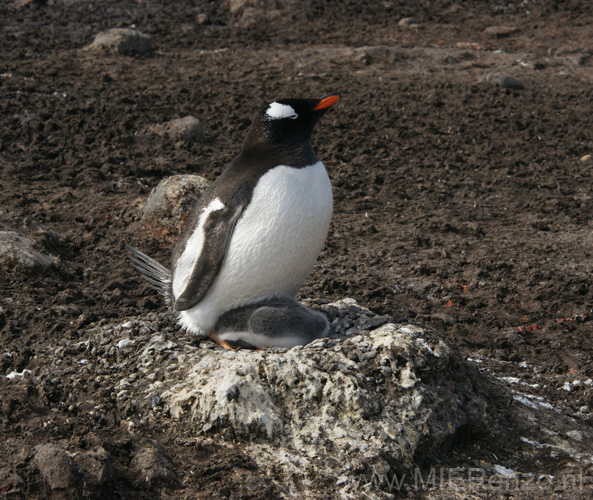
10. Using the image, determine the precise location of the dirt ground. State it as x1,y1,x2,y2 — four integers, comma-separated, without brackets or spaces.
1,0,593,498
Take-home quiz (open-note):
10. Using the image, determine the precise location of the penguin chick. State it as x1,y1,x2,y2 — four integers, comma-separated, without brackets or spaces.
215,297,330,349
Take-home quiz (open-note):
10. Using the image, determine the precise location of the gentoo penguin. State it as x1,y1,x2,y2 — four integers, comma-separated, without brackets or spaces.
127,92,340,349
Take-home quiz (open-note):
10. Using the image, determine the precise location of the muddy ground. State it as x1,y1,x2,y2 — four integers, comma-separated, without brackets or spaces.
1,0,593,498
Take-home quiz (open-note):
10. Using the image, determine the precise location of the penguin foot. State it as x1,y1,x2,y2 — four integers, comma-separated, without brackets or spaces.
224,339,260,350
209,332,237,351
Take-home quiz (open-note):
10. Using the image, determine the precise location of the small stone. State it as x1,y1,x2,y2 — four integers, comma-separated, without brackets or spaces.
398,17,421,29
148,394,162,409
141,174,209,234
504,330,525,345
566,430,583,442
497,74,524,90
0,231,54,269
77,447,115,486
460,221,484,237
117,338,135,349
117,389,131,399
34,444,76,490
228,0,283,28
354,46,405,65
148,116,205,144
433,313,457,326
484,26,519,38
580,154,592,164
367,314,390,328
130,440,176,485
86,28,153,56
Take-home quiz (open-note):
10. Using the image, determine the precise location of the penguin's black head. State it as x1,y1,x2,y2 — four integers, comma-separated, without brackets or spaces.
243,92,341,149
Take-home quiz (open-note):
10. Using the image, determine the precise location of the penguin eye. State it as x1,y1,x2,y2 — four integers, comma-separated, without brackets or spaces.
288,114,298,120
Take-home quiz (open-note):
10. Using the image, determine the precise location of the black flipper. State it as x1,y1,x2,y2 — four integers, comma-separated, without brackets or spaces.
125,245,172,304
173,202,244,312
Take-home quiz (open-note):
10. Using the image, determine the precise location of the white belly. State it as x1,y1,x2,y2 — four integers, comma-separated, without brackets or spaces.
178,161,333,335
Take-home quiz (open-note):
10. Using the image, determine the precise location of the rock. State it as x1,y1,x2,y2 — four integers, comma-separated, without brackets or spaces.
34,444,77,490
148,116,205,144
580,154,592,164
433,312,457,326
150,302,501,490
484,26,519,38
460,221,485,237
496,74,524,90
0,231,53,269
141,174,209,236
130,440,176,485
398,17,422,30
81,298,593,499
366,314,390,328
228,0,284,28
85,448,114,485
550,47,592,66
75,447,116,486
196,13,209,25
456,41,486,51
501,327,525,345
566,430,584,442
86,28,153,56
354,46,405,65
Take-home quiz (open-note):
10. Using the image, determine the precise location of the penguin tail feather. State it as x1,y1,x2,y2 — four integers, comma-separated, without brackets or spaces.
125,244,172,304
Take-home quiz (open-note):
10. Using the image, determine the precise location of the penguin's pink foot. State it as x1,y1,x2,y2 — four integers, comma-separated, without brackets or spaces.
209,332,237,351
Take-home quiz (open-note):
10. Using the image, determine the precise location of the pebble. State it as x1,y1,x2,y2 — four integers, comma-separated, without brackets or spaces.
497,74,524,90
398,17,422,30
580,154,592,164
117,390,131,399
34,444,76,490
148,116,205,144
0,231,54,269
367,314,390,328
354,46,405,65
484,26,519,38
130,441,177,485
566,430,583,442
141,174,209,233
117,338,135,349
433,312,457,326
196,13,209,24
86,28,153,56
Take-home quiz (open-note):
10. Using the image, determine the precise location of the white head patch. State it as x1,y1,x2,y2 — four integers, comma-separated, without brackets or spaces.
265,102,298,120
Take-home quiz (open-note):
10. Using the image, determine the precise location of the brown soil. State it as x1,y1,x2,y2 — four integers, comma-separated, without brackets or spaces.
1,0,592,498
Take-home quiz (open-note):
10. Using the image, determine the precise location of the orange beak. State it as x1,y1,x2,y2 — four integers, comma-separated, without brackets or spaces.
313,92,341,111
